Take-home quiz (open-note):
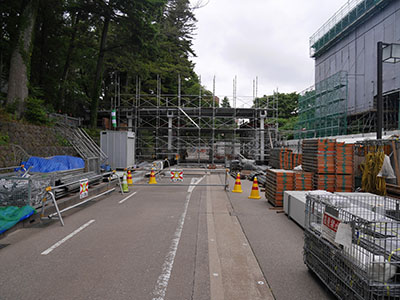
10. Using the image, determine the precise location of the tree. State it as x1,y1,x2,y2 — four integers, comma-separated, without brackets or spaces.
6,0,39,118
221,96,231,108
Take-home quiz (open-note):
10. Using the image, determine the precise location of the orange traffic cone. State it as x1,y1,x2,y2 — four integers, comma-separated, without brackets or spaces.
248,176,261,199
232,173,243,193
127,170,133,185
149,169,157,184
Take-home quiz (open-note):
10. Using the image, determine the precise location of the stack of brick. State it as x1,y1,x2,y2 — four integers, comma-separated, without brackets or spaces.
265,169,295,207
335,142,354,192
303,139,337,192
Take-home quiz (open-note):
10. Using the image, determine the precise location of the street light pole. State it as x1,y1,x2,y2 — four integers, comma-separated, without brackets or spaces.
377,41,383,140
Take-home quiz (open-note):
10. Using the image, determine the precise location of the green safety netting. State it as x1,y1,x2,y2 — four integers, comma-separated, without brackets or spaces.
0,206,35,234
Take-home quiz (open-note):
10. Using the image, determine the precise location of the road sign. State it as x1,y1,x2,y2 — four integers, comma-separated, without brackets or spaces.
80,179,89,199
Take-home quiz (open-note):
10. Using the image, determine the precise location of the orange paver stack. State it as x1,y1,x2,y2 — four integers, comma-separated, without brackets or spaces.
302,139,337,192
335,174,353,192
292,153,302,169
270,148,293,170
265,169,295,207
314,174,336,192
302,139,336,174
335,142,354,192
294,171,313,190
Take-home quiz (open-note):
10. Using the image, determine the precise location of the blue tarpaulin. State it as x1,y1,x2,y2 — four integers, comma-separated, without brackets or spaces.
19,156,85,173
0,206,35,234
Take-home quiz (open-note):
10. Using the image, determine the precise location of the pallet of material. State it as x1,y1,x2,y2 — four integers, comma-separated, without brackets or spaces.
265,169,295,207
269,148,293,169
335,174,353,192
294,171,313,191
314,173,335,192
336,142,354,174
302,139,336,173
292,153,302,168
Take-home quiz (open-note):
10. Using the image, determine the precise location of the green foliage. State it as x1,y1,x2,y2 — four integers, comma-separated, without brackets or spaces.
24,97,49,125
0,133,9,146
83,128,101,145
221,96,231,108
2,0,205,125
56,134,70,147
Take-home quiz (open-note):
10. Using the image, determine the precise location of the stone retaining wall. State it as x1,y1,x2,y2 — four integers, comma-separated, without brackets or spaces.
0,121,77,168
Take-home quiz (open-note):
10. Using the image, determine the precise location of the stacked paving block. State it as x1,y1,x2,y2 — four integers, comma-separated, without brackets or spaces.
270,148,293,169
292,153,302,168
294,171,313,190
303,139,337,192
335,142,354,192
265,169,295,207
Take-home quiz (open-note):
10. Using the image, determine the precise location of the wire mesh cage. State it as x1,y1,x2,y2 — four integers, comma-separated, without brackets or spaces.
0,175,52,207
304,193,400,299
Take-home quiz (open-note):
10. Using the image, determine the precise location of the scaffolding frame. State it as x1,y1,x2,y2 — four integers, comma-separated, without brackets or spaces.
102,76,279,164
310,0,390,57
296,71,348,139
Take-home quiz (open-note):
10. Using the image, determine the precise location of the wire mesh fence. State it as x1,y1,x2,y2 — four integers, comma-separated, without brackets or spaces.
304,193,400,299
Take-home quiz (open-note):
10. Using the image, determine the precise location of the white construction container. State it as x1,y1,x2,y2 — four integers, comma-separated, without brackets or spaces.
100,131,135,169
284,190,333,229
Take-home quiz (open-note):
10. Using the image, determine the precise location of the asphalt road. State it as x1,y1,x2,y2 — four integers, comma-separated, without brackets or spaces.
0,170,334,300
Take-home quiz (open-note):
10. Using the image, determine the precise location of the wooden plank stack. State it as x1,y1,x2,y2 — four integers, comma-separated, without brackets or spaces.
265,169,295,207
294,171,313,190
335,142,354,192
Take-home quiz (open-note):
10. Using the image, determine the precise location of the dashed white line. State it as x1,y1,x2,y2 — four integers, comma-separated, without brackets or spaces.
41,219,95,255
151,176,204,300
118,192,137,204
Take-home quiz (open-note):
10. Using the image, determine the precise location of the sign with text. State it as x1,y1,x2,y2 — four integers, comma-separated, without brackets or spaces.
321,206,340,245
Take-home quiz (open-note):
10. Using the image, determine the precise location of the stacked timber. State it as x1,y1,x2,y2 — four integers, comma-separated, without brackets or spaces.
265,169,295,206
335,142,354,192
294,171,313,190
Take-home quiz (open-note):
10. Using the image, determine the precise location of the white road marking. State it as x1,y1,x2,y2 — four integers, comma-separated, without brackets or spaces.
41,219,95,255
188,176,205,193
118,192,137,204
151,176,204,300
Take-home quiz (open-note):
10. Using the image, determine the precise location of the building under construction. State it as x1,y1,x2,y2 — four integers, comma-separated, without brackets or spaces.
100,78,278,164
296,0,400,138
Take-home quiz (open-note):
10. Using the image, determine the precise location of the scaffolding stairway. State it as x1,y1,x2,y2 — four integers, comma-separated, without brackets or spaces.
56,124,108,163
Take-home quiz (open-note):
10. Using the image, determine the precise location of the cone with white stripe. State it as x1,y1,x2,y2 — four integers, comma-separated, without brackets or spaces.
122,172,129,193
232,173,243,193
248,176,261,199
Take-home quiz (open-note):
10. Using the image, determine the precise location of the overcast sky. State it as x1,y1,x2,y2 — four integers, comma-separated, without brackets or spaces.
190,0,347,103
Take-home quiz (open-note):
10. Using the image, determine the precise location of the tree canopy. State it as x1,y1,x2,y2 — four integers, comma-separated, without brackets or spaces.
0,0,204,126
